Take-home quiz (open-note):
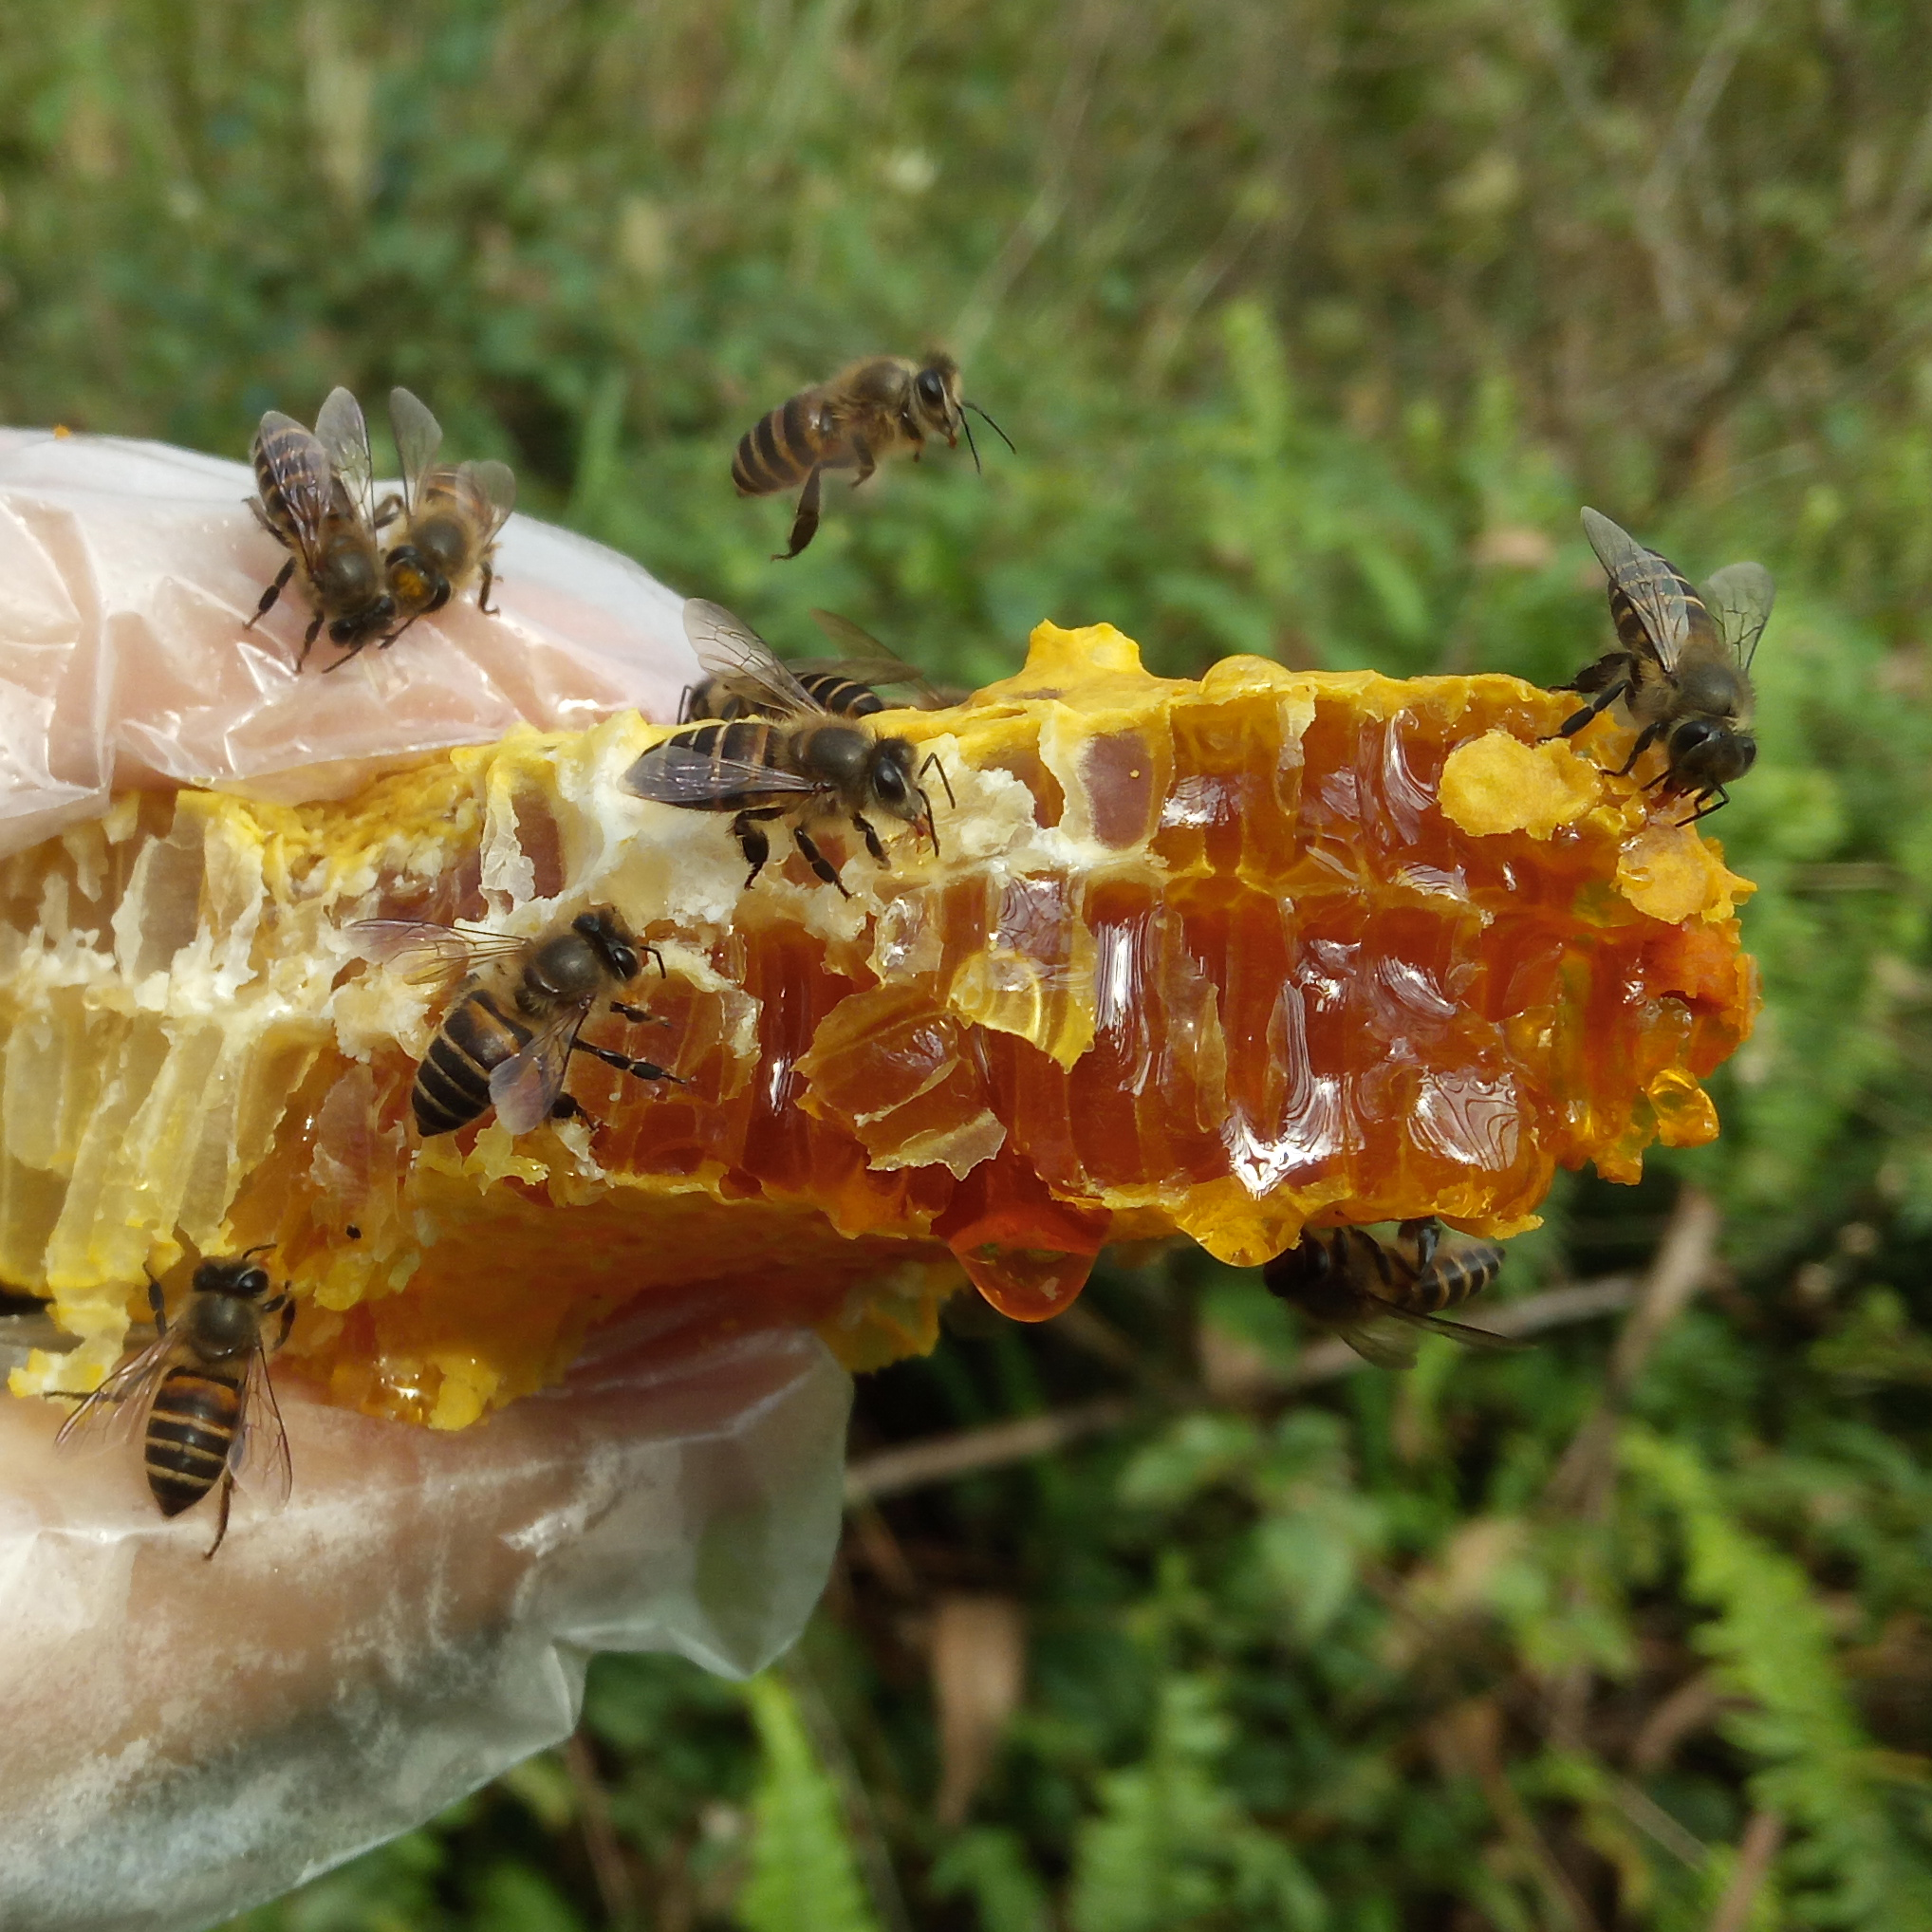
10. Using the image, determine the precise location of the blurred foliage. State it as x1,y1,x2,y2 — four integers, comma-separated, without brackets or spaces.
13,0,1932,1923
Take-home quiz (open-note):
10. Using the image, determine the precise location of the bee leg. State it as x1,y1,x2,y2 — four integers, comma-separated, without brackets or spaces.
297,612,329,670
609,999,672,1029
572,1040,684,1087
144,1266,168,1334
1399,1217,1440,1274
248,558,296,631
849,437,877,488
852,812,889,866
477,564,498,615
273,1299,296,1350
1679,787,1728,825
791,826,852,898
373,492,402,529
1552,678,1629,740
776,468,824,560
548,1091,604,1133
204,1473,233,1561
731,809,779,887
1609,722,1663,777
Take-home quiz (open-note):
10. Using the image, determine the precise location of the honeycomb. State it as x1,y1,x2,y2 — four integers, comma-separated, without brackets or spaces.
0,622,1756,1426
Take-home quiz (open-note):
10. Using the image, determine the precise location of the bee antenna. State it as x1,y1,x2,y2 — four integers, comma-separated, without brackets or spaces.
378,611,425,653
240,1242,277,1261
962,400,1016,455
957,409,982,474
918,751,957,809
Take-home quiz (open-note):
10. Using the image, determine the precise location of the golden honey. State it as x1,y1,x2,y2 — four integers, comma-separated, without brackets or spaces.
0,623,1756,1425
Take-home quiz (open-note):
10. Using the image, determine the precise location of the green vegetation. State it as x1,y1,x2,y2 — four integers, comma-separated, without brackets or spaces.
9,0,1932,1923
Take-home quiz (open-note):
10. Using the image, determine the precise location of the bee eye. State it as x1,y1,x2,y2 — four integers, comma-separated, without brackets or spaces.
613,944,640,979
916,370,946,406
240,1268,269,1297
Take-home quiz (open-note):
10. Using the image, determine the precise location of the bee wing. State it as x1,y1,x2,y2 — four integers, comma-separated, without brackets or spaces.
684,600,824,718
53,1330,178,1455
1330,1320,1424,1371
621,739,825,808
1581,507,1693,672
465,458,517,540
346,919,529,987
800,609,941,698
251,413,336,567
1701,560,1775,671
232,1336,293,1506
314,387,381,529
1376,1302,1532,1355
488,1006,586,1136
388,386,445,520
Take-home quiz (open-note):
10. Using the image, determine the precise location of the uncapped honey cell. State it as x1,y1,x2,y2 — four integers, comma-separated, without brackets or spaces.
0,624,1756,1424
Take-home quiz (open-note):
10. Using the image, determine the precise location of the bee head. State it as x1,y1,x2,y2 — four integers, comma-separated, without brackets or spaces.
575,907,641,982
866,737,930,826
1666,717,1756,791
912,355,963,446
195,1246,276,1302
329,593,397,646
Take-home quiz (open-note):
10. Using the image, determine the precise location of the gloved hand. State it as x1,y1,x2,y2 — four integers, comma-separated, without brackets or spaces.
0,428,851,1932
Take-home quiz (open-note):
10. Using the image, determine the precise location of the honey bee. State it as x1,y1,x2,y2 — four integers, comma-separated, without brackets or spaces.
732,353,1013,560
381,386,517,640
625,600,954,896
1553,509,1775,823
679,606,940,722
55,1250,294,1558
247,388,399,669
1261,1218,1521,1369
350,906,679,1137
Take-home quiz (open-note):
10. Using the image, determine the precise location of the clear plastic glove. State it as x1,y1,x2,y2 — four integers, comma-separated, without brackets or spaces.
0,427,698,852
0,431,853,1932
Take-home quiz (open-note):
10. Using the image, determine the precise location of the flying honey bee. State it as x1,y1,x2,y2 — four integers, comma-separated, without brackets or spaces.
1261,1218,1521,1369
1552,509,1775,823
679,606,941,722
55,1249,294,1558
732,353,1013,560
350,906,679,1138
247,388,399,669
381,386,517,641
625,600,954,896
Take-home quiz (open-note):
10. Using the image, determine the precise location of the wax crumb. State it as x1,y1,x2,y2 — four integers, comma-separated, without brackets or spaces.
1439,732,1602,837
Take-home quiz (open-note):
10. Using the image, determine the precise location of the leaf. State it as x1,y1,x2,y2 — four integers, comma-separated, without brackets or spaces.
1068,1677,1326,1932
734,1673,882,1932
928,1827,1052,1932
1621,1426,1932,1931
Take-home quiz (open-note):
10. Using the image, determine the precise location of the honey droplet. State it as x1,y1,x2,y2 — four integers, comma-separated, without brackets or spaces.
955,1241,1097,1321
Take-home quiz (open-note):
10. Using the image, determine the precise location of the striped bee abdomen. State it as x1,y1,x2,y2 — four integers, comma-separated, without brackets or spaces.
413,986,533,1135
659,720,801,812
796,672,885,717
1410,1238,1504,1313
251,422,313,535
144,1365,244,1516
732,393,825,497
1607,553,1709,661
